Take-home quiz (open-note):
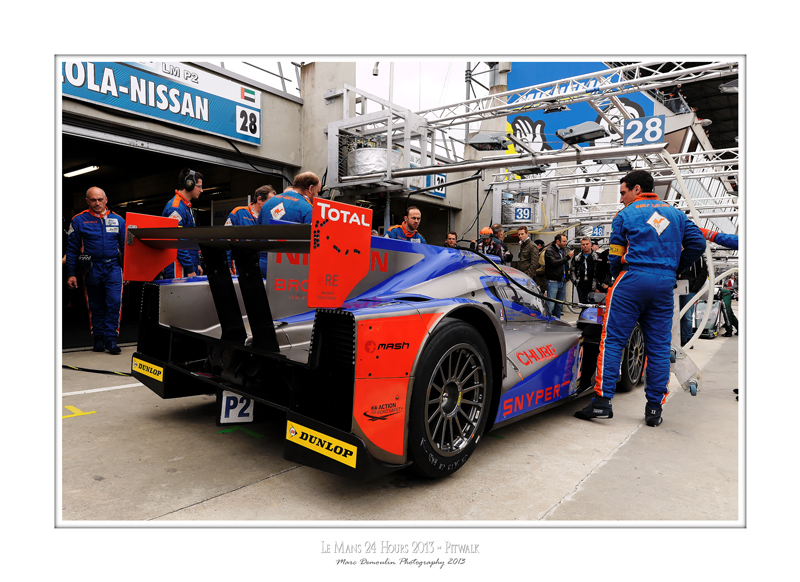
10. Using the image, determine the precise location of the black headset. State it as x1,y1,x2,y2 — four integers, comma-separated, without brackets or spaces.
182,170,197,191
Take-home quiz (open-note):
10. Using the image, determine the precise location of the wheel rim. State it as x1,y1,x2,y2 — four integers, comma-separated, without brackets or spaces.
424,343,487,457
626,325,645,382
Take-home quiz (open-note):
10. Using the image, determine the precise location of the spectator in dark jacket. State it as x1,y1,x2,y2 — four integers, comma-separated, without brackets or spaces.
544,234,573,317
570,236,606,303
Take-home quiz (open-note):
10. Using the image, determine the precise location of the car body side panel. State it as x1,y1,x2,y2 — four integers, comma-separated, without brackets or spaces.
352,311,445,462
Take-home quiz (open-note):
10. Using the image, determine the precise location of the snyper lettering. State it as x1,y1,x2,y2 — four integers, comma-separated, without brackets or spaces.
317,201,371,227
502,381,570,416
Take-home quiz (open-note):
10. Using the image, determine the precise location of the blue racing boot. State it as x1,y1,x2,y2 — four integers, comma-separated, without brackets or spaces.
574,396,613,420
105,338,121,355
93,336,105,352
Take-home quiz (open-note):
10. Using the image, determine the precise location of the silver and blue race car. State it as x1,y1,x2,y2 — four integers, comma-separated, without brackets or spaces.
124,199,644,480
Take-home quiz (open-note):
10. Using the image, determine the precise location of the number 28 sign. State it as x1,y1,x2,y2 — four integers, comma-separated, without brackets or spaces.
623,115,665,146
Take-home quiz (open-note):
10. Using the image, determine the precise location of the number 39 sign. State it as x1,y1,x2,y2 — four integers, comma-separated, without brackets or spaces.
623,115,665,146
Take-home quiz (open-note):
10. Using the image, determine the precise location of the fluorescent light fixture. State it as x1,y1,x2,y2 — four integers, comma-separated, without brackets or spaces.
556,122,607,145
64,165,99,178
467,132,511,151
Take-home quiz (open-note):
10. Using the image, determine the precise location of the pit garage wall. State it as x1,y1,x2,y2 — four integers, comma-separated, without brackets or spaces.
61,61,360,215
61,61,305,211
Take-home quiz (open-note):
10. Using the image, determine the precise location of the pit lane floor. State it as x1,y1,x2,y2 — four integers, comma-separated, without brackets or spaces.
60,304,740,523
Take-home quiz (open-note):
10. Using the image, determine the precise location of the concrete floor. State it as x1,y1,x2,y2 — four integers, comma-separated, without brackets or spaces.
59,305,741,525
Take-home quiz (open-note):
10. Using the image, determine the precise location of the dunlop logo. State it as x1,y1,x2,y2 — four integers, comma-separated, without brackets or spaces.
286,421,357,468
132,357,164,382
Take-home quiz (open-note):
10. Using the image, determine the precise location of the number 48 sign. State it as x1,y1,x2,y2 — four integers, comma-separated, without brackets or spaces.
623,115,665,146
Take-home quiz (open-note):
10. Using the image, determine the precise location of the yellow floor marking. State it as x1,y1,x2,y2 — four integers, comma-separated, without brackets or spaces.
62,405,97,419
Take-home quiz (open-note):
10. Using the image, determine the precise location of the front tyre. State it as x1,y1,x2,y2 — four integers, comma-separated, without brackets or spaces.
407,319,493,479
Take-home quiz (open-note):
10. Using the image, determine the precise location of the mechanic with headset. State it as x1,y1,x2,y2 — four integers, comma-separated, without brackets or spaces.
225,184,275,277
574,170,706,427
66,187,126,354
386,206,426,243
161,168,204,279
257,172,320,225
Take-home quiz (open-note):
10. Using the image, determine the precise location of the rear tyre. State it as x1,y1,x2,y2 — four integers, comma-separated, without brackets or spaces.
617,323,645,392
407,319,493,479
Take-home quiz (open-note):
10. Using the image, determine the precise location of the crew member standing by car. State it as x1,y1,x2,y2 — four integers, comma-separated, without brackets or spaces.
443,231,458,248
386,206,426,243
574,170,706,427
162,168,204,279
258,172,320,225
516,226,539,280
698,227,739,337
544,234,573,317
226,184,275,276
66,187,126,354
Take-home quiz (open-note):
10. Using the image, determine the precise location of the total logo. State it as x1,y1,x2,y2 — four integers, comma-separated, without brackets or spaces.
316,201,371,227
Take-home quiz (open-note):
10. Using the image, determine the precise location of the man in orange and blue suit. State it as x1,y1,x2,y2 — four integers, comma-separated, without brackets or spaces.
575,170,706,427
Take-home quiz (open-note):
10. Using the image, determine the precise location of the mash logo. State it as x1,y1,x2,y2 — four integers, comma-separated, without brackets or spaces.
286,421,357,468
647,211,670,236
317,201,371,227
363,401,404,421
132,357,163,381
365,340,377,353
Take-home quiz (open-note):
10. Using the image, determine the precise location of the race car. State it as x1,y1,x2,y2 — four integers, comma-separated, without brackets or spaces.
123,199,644,480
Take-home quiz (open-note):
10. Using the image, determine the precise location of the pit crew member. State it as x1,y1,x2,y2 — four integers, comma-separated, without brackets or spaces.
574,170,706,427
386,206,426,243
66,187,126,354
161,168,203,279
257,172,320,225
225,184,275,276
699,227,738,250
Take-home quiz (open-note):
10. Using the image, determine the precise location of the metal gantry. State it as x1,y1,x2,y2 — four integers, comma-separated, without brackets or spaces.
324,60,739,240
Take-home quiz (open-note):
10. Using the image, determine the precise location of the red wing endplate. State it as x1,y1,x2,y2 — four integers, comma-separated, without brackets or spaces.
123,213,179,281
307,200,373,308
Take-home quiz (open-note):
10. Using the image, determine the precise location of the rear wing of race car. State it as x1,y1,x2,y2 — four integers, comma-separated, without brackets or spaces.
123,199,373,351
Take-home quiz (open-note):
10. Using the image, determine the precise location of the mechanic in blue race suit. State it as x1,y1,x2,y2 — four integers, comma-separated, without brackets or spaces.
257,172,320,226
699,227,739,338
66,187,126,354
386,206,426,243
161,168,204,279
225,184,275,277
699,227,738,250
575,170,706,427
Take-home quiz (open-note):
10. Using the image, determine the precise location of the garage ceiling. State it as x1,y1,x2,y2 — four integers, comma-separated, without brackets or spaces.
606,61,739,151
